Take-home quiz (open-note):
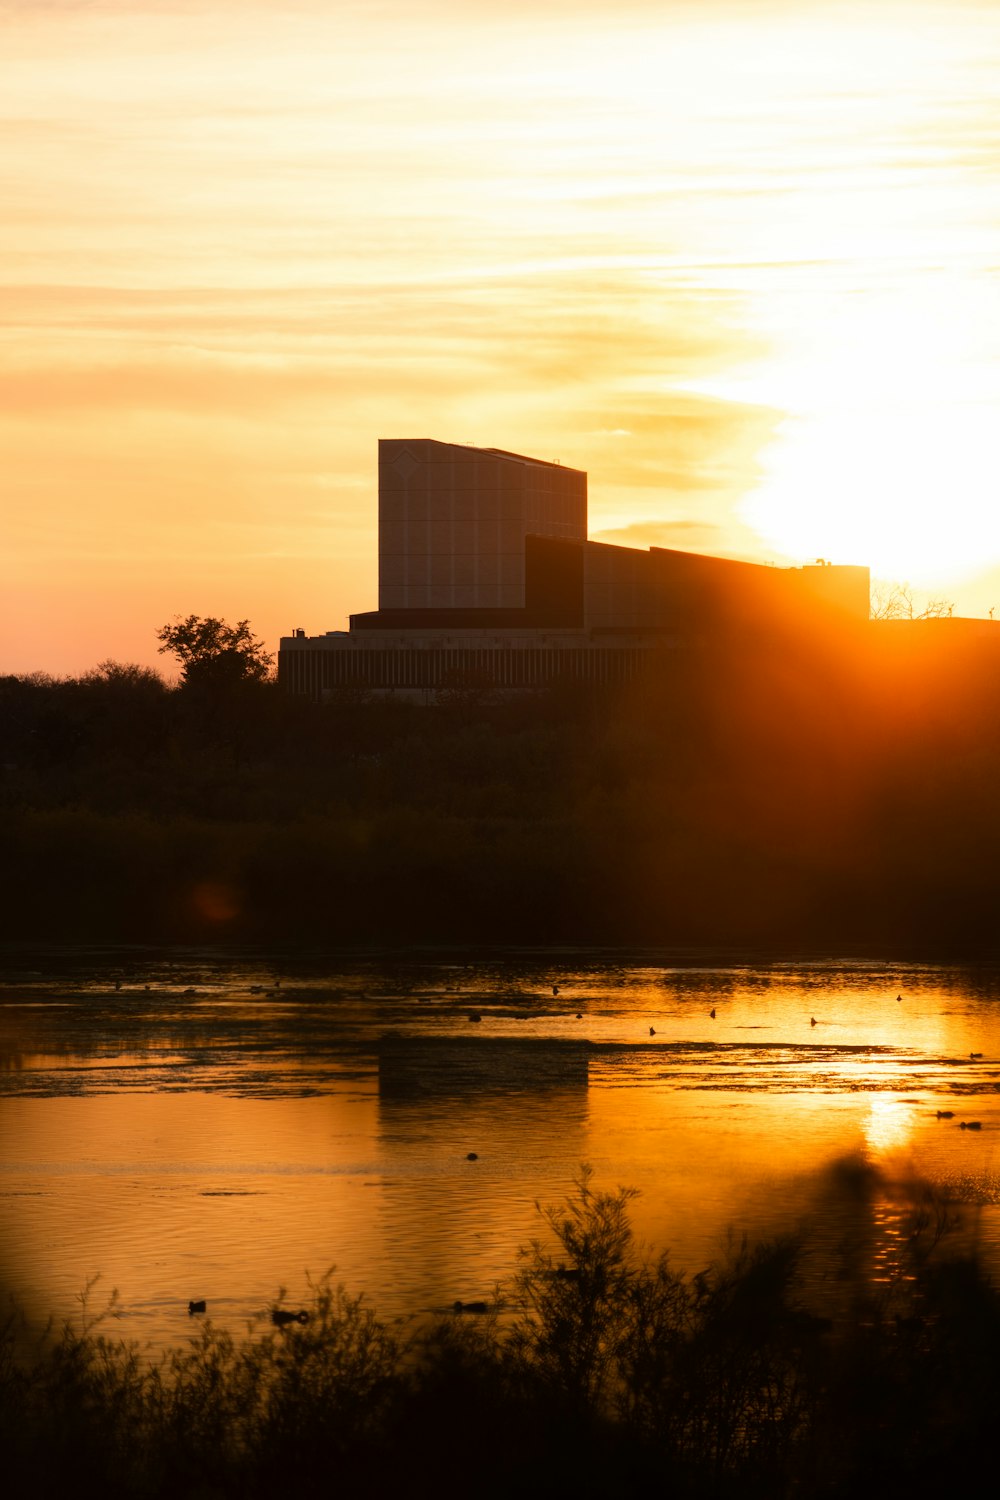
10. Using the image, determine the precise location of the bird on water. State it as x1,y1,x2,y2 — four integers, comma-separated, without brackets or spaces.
272,1309,309,1326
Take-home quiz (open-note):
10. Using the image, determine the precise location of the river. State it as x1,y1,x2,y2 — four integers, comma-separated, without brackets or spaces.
2,950,999,1351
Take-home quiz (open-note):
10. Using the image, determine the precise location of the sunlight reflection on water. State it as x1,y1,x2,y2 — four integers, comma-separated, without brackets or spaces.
2,952,1000,1349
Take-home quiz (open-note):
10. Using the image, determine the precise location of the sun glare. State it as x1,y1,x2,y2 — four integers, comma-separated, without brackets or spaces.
862,1096,915,1159
744,404,1000,583
700,271,1000,586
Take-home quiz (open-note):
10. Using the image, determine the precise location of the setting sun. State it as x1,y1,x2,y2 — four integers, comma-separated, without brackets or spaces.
745,403,1000,585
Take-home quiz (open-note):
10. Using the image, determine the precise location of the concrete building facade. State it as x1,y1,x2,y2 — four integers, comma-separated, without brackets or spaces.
378,440,586,612
279,439,871,700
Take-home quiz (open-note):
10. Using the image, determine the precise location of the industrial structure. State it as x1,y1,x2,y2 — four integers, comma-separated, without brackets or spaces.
279,439,870,699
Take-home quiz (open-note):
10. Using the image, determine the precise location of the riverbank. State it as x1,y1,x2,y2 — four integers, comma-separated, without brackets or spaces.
3,1172,996,1499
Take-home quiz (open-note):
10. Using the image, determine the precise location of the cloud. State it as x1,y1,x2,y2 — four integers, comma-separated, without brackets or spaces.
0,360,470,416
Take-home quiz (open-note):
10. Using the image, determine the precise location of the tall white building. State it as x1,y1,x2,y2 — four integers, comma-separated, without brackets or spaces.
377,440,586,612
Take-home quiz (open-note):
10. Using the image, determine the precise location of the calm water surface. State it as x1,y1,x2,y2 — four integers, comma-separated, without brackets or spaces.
2,951,1000,1350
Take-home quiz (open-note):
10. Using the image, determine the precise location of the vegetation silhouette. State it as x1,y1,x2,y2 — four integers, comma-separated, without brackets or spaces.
156,614,275,689
3,1165,999,1498
4,614,1000,952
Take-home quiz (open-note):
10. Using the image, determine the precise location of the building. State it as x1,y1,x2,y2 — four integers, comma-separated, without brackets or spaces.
279,439,871,700
377,438,587,613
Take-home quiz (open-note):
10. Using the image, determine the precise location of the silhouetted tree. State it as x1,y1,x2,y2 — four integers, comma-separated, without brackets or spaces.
156,615,274,689
81,659,167,692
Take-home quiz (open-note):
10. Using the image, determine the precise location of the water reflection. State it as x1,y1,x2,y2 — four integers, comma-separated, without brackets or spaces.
862,1095,917,1157
1,952,1000,1350
376,1038,590,1311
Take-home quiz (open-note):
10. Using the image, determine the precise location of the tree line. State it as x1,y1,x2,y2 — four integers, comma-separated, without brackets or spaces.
3,615,1000,952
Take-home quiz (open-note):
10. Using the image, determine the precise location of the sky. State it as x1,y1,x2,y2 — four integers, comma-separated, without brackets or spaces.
5,0,1000,674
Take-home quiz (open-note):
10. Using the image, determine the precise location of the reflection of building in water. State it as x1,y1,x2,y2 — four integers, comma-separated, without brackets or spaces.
377,1037,590,1100
375,1038,590,1173
279,440,871,699
375,1038,591,1308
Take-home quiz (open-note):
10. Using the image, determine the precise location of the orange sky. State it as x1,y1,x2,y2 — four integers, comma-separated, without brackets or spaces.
5,0,1000,674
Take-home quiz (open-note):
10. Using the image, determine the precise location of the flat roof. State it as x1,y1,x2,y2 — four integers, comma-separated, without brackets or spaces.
379,438,583,475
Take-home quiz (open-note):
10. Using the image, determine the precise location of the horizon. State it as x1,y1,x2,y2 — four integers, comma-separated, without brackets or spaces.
6,0,1000,675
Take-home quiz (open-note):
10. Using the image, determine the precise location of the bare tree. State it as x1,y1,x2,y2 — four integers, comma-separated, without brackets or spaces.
870,582,954,621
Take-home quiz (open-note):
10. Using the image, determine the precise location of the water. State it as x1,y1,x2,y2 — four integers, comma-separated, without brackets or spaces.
2,951,1000,1351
